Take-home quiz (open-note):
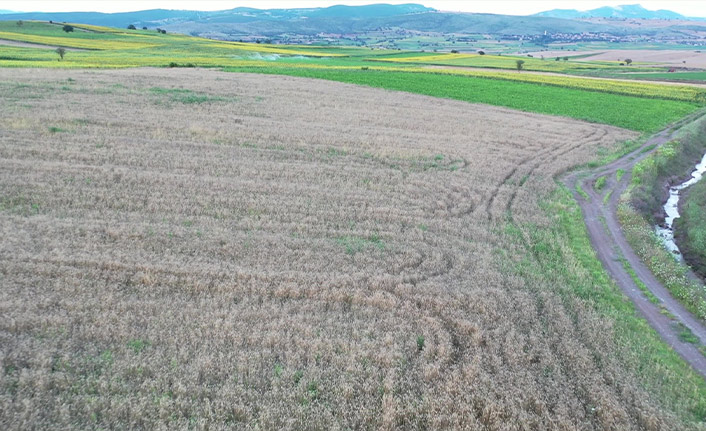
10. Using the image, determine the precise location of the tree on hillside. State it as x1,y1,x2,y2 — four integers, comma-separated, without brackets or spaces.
55,48,66,61
127,24,136,30
62,25,74,33
16,20,23,27
625,58,633,66
516,59,525,72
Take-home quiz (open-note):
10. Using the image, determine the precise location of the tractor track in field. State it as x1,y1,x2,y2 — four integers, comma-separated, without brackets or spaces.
563,111,706,378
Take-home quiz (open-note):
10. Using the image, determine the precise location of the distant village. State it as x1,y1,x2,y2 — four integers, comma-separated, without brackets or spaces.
226,27,706,50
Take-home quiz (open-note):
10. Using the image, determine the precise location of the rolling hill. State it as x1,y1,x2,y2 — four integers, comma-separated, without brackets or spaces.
0,3,678,39
535,4,692,20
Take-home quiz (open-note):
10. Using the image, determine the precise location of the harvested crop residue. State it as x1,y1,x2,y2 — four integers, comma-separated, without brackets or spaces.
6,68,693,430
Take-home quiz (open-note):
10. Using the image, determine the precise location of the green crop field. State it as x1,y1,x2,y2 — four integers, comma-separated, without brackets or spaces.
370,52,653,73
225,67,701,132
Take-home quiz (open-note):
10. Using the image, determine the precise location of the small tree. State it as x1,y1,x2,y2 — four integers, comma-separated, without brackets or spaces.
62,25,74,33
56,47,66,60
127,24,136,30
516,59,525,72
16,20,23,27
563,56,568,61
159,29,167,34
625,58,633,66
142,26,148,30
478,50,485,55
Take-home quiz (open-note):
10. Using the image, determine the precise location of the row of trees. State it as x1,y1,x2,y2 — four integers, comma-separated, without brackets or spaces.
127,24,166,34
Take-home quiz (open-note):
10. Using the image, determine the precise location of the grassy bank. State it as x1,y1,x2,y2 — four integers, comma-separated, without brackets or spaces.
677,174,706,278
619,114,706,320
527,187,706,425
630,117,706,218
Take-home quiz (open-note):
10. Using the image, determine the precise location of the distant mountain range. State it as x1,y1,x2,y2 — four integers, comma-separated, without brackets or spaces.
0,3,611,36
0,4,433,27
534,4,693,20
0,3,703,40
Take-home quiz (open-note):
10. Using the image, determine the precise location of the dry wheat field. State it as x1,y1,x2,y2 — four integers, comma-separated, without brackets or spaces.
3,68,691,430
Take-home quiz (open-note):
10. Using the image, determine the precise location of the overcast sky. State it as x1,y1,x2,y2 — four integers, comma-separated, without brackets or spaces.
3,1,705,17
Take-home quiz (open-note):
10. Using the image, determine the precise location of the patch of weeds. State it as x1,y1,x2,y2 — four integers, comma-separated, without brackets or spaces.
603,190,613,205
336,234,385,255
413,154,464,172
127,338,150,354
307,381,320,401
325,147,346,157
416,335,425,351
677,323,700,344
182,219,193,228
418,223,428,232
0,195,41,216
73,118,96,126
640,143,657,154
616,168,625,182
149,86,225,104
48,126,65,133
575,182,590,201
617,255,660,304
274,363,283,377
293,370,304,385
594,176,606,191
100,350,114,365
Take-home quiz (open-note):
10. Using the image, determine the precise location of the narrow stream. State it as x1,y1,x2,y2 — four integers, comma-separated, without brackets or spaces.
655,152,706,262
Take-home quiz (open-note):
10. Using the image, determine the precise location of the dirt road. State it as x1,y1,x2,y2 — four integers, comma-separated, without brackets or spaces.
564,112,706,377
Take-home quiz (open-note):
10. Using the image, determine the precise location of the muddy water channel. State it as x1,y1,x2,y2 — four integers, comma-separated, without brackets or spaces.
656,152,706,262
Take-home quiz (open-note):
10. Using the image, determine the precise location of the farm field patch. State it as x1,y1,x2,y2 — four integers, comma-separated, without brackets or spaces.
618,71,706,82
371,52,631,73
3,68,706,429
577,49,706,68
225,67,702,132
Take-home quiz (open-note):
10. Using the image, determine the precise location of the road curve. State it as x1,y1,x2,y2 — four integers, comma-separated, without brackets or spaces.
563,111,706,378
